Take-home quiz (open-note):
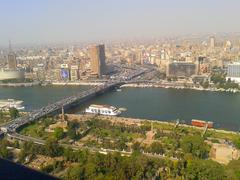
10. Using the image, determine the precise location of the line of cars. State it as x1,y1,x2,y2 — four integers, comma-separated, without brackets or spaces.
2,82,120,133
1,70,144,134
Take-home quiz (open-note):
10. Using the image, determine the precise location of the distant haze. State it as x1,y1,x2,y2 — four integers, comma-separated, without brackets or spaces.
1,0,240,45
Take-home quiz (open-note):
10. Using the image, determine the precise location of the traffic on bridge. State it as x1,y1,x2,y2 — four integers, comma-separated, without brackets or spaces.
0,68,148,135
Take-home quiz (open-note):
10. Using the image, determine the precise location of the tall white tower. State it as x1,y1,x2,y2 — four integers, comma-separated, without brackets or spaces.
209,36,215,49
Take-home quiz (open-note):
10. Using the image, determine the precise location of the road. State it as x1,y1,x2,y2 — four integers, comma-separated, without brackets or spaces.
0,67,149,135
1,81,123,133
7,132,178,160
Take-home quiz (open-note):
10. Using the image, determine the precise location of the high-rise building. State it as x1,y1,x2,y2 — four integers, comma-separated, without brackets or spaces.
166,61,197,78
225,40,232,51
89,44,106,77
226,62,240,83
60,64,70,81
7,41,17,70
70,65,79,81
197,56,205,75
8,52,17,70
209,36,215,49
33,64,45,81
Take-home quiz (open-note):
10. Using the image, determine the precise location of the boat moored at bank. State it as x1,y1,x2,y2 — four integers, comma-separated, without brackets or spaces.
85,104,121,116
0,99,25,111
191,119,214,128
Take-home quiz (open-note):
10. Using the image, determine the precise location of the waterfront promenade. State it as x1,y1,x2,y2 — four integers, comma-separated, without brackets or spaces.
121,81,240,93
0,81,41,87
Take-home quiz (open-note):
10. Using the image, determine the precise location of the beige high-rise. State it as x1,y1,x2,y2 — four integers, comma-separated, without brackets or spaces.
89,44,106,77
8,52,17,70
209,36,215,49
7,41,17,70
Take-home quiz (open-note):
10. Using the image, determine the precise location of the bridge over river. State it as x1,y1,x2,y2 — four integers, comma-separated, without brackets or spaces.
0,81,123,133
0,67,150,137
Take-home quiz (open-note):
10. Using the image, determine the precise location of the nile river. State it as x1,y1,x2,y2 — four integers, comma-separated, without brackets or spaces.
0,86,240,131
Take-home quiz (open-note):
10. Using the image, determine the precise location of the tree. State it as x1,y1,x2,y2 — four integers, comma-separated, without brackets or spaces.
202,81,209,89
115,138,127,150
0,110,4,119
132,142,141,152
43,117,55,127
45,138,63,157
84,162,97,179
65,165,83,180
225,81,239,90
53,127,64,140
0,140,10,159
67,128,77,140
185,159,225,180
149,142,164,154
180,135,209,159
211,72,239,90
9,107,20,119
233,138,240,149
63,148,88,164
18,141,45,162
211,72,226,85
67,121,78,140
226,160,240,180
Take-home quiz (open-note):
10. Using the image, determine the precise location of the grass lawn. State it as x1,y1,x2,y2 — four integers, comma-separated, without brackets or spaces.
19,122,51,139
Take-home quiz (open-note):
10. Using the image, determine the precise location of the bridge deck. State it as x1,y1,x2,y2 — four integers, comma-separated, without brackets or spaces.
1,81,123,133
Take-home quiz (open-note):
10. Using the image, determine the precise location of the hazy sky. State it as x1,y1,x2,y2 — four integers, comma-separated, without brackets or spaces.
0,0,240,45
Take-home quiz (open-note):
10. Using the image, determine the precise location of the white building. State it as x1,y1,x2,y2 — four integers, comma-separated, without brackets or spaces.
0,69,25,81
70,65,79,81
226,62,240,83
209,36,215,49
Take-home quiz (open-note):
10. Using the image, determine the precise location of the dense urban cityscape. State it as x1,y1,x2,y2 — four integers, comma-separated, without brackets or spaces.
1,1,240,180
1,34,240,91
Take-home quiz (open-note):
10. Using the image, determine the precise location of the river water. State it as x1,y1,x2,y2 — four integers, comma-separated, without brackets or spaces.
0,86,240,131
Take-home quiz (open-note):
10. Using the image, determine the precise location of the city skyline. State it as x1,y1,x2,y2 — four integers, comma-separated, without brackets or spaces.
1,0,240,45
2,1,240,179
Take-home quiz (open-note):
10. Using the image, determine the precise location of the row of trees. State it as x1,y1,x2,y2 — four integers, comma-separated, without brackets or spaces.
131,134,209,160
0,139,11,159
12,116,240,179
19,138,63,163
88,118,150,135
211,72,239,89
0,108,19,120
13,134,240,180
64,150,234,180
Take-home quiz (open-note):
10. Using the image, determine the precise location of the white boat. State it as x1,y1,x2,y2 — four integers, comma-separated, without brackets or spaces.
0,99,25,111
85,104,121,116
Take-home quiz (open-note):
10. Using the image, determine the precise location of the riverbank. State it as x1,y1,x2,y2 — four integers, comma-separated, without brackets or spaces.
51,81,104,86
0,81,104,87
121,83,240,93
1,80,239,94
0,81,40,87
68,114,240,137
51,81,240,94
